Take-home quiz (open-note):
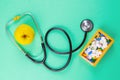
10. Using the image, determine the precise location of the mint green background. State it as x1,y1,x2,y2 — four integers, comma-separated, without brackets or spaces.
0,0,120,80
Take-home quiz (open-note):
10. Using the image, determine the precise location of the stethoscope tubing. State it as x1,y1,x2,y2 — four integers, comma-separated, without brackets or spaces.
43,27,73,71
45,27,87,54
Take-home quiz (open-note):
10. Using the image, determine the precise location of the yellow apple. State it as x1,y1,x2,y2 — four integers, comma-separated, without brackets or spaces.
14,24,35,45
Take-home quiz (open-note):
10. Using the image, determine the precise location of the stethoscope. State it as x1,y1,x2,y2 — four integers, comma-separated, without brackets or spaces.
6,12,94,72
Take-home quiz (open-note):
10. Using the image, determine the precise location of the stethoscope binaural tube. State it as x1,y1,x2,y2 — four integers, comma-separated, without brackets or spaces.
6,12,94,72
6,13,45,63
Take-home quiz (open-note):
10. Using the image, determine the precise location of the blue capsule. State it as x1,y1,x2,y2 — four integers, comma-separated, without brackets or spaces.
88,51,92,55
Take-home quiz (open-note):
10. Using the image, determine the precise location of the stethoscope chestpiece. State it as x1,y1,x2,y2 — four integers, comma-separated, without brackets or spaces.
80,19,94,32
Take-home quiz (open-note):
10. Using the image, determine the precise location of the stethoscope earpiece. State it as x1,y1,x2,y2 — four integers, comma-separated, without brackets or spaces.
80,19,94,32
